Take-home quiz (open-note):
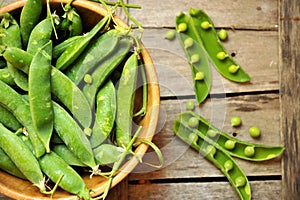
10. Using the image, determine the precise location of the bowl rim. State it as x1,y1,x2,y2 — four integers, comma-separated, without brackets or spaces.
0,0,160,199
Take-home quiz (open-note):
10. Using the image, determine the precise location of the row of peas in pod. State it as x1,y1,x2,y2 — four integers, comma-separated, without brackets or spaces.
174,105,285,200
174,8,251,104
0,0,161,199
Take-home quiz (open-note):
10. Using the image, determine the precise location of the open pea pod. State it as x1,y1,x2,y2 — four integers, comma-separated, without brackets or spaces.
176,12,211,104
179,111,285,161
189,8,251,83
174,120,251,200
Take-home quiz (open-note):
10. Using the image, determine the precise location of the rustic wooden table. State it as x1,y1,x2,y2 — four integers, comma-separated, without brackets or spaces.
0,0,299,199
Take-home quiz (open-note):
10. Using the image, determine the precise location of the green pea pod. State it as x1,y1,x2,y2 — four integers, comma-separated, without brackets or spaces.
3,46,33,73
55,14,110,70
65,29,120,84
19,0,43,47
3,47,92,128
38,151,90,199
51,67,92,128
189,8,251,82
82,37,132,106
0,104,22,131
173,120,251,200
52,35,81,59
0,80,45,157
0,67,15,86
52,101,96,170
26,17,53,55
28,41,53,153
176,12,211,104
0,123,46,192
0,147,26,179
0,14,28,91
115,53,139,147
93,143,123,165
90,79,116,149
52,144,86,167
179,111,285,161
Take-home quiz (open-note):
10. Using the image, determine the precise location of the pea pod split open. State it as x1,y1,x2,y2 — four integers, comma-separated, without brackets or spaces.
189,8,251,83
176,12,211,104
174,120,251,200
179,111,285,161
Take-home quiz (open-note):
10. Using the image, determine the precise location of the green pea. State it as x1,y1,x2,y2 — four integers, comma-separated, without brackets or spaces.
224,140,236,150
194,71,205,81
249,126,260,138
228,65,240,74
84,74,93,84
216,51,228,60
178,22,188,32
224,160,234,172
184,37,194,49
200,21,211,29
185,100,195,111
190,53,200,63
231,116,241,127
207,129,218,138
165,29,176,40
188,132,198,144
206,145,216,156
188,117,199,128
218,29,228,40
235,176,246,187
244,146,255,157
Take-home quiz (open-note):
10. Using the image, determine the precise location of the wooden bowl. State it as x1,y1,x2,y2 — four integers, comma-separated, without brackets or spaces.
0,0,160,199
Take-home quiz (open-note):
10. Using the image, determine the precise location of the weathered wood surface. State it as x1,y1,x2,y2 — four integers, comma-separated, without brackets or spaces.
128,180,282,200
279,0,300,199
129,0,278,30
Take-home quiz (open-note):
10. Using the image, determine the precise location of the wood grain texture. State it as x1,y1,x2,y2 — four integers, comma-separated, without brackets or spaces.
129,94,282,180
128,180,281,200
141,29,279,97
129,0,278,29
279,0,300,199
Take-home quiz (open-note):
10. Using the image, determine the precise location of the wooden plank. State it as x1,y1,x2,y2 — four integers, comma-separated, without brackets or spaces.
128,180,281,200
129,94,282,180
129,0,278,29
279,0,300,199
141,29,279,97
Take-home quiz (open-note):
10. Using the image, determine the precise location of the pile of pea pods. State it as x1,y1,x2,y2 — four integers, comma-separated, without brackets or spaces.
175,8,251,104
173,8,285,200
0,0,151,199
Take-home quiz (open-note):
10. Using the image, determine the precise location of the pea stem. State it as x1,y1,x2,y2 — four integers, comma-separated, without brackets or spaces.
94,126,143,200
46,0,58,39
119,0,144,40
90,0,141,9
